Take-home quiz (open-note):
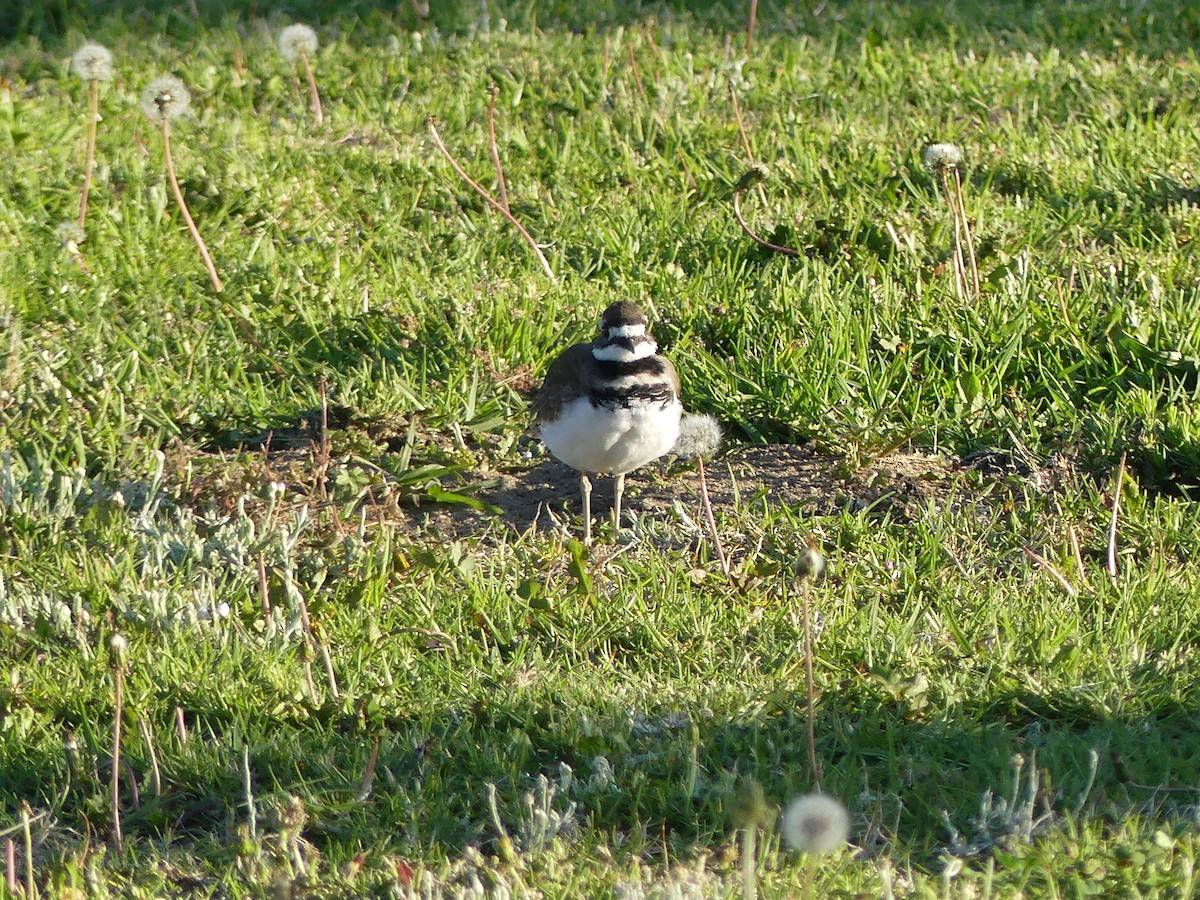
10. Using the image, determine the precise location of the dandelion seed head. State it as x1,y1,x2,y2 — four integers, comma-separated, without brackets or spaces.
55,222,86,247
278,24,319,61
71,42,113,82
279,794,307,833
108,633,129,667
735,162,771,193
796,537,825,581
923,142,964,173
781,793,850,854
674,413,722,460
140,76,190,122
730,780,772,829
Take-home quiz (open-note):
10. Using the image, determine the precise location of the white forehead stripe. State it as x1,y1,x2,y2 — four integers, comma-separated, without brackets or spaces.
606,323,646,338
592,340,658,362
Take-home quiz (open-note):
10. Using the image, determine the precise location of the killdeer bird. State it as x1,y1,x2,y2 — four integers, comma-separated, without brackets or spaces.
534,301,682,543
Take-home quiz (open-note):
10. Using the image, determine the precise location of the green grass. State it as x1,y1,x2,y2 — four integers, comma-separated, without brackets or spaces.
2,0,1200,895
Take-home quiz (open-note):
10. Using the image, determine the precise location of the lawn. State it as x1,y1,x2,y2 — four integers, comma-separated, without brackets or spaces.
1,0,1200,895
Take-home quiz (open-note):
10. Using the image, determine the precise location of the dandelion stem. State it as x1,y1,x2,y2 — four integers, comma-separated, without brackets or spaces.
137,717,162,797
1072,748,1100,817
111,665,124,849
729,88,769,209
732,189,801,257
4,838,15,896
884,220,912,254
296,596,321,702
626,42,646,99
257,553,272,616
952,169,981,298
802,584,821,792
1022,546,1078,597
487,86,510,213
299,49,324,127
301,649,319,702
160,118,224,293
243,744,257,838
356,733,382,802
741,824,757,900
1068,525,1089,588
1106,451,1126,581
696,457,730,579
643,21,663,65
318,637,339,698
729,87,755,163
19,803,34,900
316,375,331,500
941,170,969,302
174,705,189,745
485,782,509,840
79,79,99,231
427,117,558,284
119,757,141,810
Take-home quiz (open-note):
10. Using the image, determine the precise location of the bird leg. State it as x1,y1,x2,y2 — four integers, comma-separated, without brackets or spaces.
613,472,625,536
580,472,592,544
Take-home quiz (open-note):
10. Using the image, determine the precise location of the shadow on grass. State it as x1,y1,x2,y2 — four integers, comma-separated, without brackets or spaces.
7,0,1200,57
2,664,1197,877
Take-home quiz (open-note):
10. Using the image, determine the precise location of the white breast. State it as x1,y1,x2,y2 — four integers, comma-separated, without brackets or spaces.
540,396,682,475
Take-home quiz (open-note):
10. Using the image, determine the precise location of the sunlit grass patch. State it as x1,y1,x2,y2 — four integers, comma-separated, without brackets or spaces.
2,0,1200,895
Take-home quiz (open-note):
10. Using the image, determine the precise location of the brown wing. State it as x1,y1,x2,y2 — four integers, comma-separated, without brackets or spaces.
659,353,682,399
532,342,595,422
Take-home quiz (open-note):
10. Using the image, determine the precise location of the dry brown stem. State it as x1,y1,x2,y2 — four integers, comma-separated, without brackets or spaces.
1022,546,1078,597
696,457,730,579
299,49,324,127
626,43,646,98
732,189,801,257
161,118,224,293
79,79,99,230
487,86,510,213
802,584,821,791
110,666,124,849
953,169,981,297
427,117,558,283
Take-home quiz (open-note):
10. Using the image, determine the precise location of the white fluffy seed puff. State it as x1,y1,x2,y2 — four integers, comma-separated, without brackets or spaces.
923,142,964,174
781,794,850,854
278,24,319,61
140,76,191,121
674,413,722,461
71,42,113,82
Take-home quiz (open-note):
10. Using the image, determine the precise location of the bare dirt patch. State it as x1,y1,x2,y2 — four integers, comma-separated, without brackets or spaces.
469,444,958,537
379,442,1063,540
167,418,1066,543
